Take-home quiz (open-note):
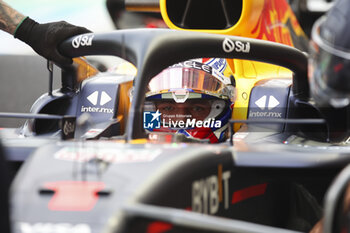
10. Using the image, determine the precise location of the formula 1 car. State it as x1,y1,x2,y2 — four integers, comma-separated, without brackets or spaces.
1,24,347,233
1,0,350,233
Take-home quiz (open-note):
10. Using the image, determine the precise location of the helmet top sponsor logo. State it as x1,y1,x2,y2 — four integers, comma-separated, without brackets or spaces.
72,35,94,49
223,38,250,53
170,60,230,85
171,60,212,74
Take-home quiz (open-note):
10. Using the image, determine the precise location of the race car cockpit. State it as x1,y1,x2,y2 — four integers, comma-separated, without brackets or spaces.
144,59,236,143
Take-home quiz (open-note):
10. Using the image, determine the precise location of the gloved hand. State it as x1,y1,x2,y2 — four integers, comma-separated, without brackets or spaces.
14,17,91,66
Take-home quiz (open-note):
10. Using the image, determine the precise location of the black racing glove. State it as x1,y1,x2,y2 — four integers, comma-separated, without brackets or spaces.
14,17,91,66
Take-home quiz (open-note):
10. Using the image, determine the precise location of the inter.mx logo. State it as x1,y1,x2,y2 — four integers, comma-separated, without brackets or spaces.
144,110,161,130
249,95,282,118
255,95,279,110
81,91,114,114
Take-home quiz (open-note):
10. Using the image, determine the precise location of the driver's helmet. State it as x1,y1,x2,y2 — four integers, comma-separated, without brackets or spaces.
145,59,236,143
309,0,350,107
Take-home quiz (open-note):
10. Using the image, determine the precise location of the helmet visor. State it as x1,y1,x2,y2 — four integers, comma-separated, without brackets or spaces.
147,62,230,98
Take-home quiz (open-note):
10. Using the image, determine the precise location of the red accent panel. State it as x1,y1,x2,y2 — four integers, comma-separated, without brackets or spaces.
202,58,210,63
44,181,105,211
232,183,267,204
165,134,173,143
334,63,344,73
146,23,157,28
147,222,172,233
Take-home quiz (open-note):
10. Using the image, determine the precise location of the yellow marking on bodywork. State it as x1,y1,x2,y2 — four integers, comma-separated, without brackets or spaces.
73,57,99,83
